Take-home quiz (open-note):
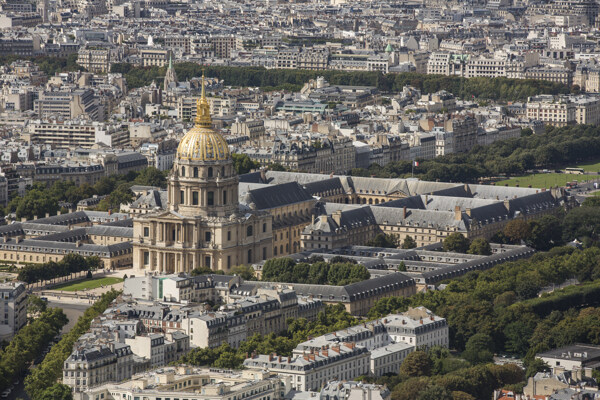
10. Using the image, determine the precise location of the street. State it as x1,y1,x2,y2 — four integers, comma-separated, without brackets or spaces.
48,300,90,334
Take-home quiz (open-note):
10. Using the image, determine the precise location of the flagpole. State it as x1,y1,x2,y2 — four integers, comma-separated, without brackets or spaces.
412,160,414,178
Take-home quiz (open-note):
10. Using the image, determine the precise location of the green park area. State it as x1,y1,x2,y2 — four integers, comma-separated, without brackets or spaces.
51,277,123,292
575,160,600,173
496,173,600,188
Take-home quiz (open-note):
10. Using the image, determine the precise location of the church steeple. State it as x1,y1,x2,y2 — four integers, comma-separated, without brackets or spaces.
163,53,178,90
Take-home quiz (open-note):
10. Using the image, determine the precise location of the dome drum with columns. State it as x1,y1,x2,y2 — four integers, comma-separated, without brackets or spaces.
132,74,273,274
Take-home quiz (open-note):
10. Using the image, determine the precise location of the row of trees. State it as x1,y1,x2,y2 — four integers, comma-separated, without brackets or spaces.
0,54,82,77
352,124,600,182
369,245,600,357
3,167,167,220
358,346,525,400
179,304,358,368
110,62,571,102
260,257,370,286
179,303,526,400
17,254,101,286
25,289,121,399
0,308,67,392
442,234,493,255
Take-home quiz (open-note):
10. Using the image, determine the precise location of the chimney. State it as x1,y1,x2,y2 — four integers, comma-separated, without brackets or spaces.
344,342,355,349
465,208,471,217
76,241,81,247
322,349,328,356
287,357,291,363
311,214,315,224
503,199,510,212
278,355,282,362
420,318,423,324
403,206,407,218
332,210,342,226
332,345,340,353
57,210,61,215
454,205,461,221
45,213,50,218
21,217,26,222
33,215,37,220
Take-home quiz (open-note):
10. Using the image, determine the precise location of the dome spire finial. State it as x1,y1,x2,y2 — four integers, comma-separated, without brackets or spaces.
194,70,211,128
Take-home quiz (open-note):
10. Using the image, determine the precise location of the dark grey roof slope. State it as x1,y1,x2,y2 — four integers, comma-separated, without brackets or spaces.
303,178,345,197
243,182,313,210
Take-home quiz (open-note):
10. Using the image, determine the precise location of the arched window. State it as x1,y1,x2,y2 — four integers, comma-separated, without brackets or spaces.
208,167,213,178
246,225,253,237
181,167,185,176
193,167,198,178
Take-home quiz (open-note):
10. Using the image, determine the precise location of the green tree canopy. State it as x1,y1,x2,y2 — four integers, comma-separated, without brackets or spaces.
468,238,492,255
443,233,470,253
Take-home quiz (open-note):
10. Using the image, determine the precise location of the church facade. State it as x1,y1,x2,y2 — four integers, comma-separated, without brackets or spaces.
132,77,272,273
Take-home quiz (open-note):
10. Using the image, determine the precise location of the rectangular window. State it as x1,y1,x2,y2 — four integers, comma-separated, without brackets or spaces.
227,231,231,241
223,190,227,205
207,191,214,206
143,227,149,237
180,190,184,204
143,252,149,265
192,191,199,205
205,231,211,242
227,256,231,269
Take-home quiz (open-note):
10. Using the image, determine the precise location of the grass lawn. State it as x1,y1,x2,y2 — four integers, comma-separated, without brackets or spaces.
496,173,600,188
52,277,123,292
575,161,600,173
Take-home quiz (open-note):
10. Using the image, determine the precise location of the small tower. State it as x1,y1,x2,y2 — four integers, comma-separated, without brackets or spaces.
163,54,178,90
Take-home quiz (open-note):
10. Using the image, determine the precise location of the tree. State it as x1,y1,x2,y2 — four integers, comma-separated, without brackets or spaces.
520,127,533,137
28,296,47,317
562,206,600,243
527,215,563,251
37,384,73,400
417,384,452,400
366,233,398,248
231,153,259,175
462,333,494,364
229,265,256,280
443,233,470,253
525,358,549,378
133,167,167,188
398,262,407,272
400,351,432,378
503,219,531,244
468,238,492,255
402,235,417,249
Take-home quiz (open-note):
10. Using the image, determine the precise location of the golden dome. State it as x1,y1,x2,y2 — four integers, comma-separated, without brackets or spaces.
176,73,230,162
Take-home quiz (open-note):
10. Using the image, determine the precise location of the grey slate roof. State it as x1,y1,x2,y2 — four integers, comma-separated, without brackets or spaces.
242,182,313,210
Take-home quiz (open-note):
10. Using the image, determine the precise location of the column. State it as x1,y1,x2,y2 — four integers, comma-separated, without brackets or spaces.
150,250,156,271
158,251,163,273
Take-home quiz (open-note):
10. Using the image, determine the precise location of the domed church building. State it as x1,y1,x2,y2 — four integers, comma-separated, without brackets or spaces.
132,76,272,273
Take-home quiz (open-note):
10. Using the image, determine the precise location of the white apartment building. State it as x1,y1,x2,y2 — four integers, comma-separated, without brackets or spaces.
290,308,447,377
77,367,288,400
527,95,576,127
0,281,27,340
244,343,370,391
23,120,129,149
63,343,135,393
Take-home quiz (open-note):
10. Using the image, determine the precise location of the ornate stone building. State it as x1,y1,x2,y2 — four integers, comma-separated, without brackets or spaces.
132,78,272,273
